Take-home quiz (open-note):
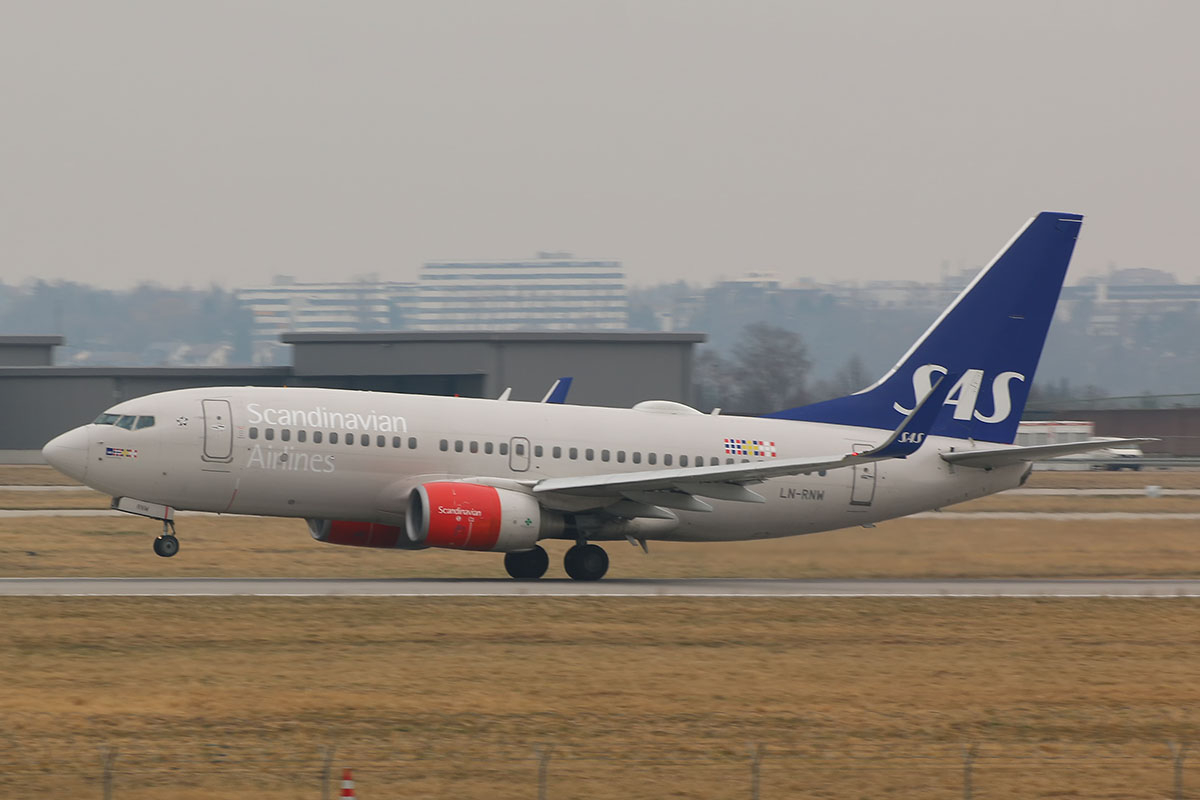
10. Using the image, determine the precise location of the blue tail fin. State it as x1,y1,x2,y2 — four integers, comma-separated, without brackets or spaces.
764,212,1083,443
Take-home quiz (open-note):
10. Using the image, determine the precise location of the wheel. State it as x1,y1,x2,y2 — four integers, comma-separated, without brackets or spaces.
504,545,549,580
153,534,180,558
564,543,609,581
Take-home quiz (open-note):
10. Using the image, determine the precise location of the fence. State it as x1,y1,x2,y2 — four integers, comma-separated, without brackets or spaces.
1,741,1191,799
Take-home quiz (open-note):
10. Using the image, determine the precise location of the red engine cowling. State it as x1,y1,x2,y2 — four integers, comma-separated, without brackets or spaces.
405,482,560,552
307,518,423,549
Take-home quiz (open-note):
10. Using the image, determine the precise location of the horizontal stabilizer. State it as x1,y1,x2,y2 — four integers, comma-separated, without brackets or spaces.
942,438,1156,469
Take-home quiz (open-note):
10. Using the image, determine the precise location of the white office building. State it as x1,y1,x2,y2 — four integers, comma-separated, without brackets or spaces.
411,253,629,331
236,277,418,364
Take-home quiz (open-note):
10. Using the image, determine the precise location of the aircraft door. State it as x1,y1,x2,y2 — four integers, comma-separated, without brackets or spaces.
201,399,234,462
508,436,531,472
849,445,876,507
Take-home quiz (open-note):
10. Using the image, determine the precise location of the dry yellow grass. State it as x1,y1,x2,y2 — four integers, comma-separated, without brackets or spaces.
952,494,1200,512
0,464,80,485
3,470,1198,797
1,597,1197,798
0,489,111,509
1025,469,1200,489
2,514,1199,579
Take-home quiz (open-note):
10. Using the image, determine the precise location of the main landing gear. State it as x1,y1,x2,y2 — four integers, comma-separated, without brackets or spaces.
503,542,611,580
564,542,609,581
504,545,549,580
153,520,180,558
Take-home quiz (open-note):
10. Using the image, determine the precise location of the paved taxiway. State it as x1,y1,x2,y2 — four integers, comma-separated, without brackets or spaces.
3,578,1200,597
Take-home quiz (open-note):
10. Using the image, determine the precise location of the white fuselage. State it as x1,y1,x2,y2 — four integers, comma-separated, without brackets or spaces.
53,386,1025,543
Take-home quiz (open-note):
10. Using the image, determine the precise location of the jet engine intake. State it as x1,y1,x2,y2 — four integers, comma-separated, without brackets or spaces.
406,482,561,551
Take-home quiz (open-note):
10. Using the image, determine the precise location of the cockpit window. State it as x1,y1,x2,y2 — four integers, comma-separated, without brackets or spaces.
94,413,121,425
115,415,136,430
134,416,155,430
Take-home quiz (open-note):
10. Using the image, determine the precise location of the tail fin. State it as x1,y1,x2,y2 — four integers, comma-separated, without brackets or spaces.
765,212,1083,443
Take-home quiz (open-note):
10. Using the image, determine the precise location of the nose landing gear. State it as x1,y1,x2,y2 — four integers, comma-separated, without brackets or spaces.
153,520,180,558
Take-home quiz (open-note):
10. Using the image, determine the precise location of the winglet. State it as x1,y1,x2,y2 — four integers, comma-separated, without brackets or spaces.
542,377,573,404
857,372,954,459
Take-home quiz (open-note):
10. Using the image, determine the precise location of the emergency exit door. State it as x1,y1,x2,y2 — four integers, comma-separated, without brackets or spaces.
849,445,876,507
202,399,233,462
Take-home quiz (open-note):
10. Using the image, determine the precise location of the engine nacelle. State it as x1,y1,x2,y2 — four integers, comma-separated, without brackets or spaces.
307,518,426,549
405,482,561,552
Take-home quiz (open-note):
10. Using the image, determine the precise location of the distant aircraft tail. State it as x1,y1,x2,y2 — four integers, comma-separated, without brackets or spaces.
764,212,1084,444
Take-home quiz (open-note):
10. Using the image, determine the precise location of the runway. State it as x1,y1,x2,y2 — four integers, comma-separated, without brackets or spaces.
3,577,1200,597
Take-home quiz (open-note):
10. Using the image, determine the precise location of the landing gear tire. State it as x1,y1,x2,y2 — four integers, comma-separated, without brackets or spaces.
153,534,180,558
504,545,549,580
564,543,609,581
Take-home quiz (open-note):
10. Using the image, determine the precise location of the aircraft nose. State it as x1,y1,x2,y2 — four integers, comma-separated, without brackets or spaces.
42,426,89,481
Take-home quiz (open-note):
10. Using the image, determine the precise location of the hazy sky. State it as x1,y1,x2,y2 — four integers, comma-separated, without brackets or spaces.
2,1,1197,289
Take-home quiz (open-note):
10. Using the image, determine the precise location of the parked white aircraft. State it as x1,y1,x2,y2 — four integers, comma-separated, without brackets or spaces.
42,212,1146,580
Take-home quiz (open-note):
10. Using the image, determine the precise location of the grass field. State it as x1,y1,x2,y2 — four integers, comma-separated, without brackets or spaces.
2,597,1198,798
3,467,1199,797
2,514,1200,579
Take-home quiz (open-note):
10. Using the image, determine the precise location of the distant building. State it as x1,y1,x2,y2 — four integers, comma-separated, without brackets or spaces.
236,276,418,364
410,253,629,331
1059,268,1200,337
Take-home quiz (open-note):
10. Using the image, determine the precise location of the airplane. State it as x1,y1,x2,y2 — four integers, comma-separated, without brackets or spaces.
41,212,1149,581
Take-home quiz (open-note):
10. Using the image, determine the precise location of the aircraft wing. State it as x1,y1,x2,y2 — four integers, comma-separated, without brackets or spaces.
532,373,954,514
941,438,1156,469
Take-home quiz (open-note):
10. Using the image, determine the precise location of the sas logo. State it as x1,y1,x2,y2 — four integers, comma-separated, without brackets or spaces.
105,447,138,459
898,432,926,444
893,364,1026,423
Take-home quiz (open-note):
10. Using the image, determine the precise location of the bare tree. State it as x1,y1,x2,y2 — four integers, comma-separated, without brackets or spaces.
726,323,812,413
691,347,731,411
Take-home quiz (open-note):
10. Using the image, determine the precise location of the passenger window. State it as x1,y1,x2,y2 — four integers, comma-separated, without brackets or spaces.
265,429,275,441
500,442,509,456
455,440,464,453
135,416,155,430
534,445,543,457
249,427,259,440
632,452,641,464
553,446,562,459
601,449,610,462
116,415,136,430
680,455,688,467
569,447,578,460
711,457,719,466
471,441,479,453
726,458,734,464
392,436,401,448
648,453,656,465
314,431,323,444
408,437,418,449
439,439,448,451
297,430,307,443
617,450,626,463
330,432,339,444
586,448,594,461
281,429,291,442
484,441,492,454
515,442,525,456
663,454,672,466
345,433,355,445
